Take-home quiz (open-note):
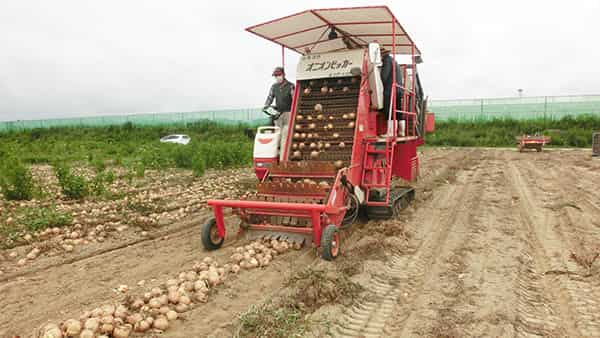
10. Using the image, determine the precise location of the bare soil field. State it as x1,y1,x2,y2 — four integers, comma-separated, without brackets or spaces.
2,147,599,338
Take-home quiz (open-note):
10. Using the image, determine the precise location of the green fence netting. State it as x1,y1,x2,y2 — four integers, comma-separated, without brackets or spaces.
2,95,600,132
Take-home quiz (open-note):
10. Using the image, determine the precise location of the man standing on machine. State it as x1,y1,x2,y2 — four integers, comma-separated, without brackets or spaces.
263,66,295,160
380,49,404,135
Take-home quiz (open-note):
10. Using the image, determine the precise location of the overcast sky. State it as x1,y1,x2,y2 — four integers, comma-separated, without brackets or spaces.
1,0,599,121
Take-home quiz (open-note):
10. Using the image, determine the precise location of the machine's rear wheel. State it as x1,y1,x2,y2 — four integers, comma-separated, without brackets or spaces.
341,194,359,229
201,218,224,250
321,225,340,261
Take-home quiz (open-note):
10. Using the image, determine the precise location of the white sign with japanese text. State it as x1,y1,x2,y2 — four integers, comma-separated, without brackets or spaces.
296,49,365,80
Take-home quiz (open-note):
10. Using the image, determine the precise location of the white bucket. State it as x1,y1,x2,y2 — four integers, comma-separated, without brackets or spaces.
386,120,406,137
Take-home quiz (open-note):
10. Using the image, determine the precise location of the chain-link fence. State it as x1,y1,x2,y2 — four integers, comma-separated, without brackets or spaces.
2,94,600,132
0,108,267,132
429,94,600,121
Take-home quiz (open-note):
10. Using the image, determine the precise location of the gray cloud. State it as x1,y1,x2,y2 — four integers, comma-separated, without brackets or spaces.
0,0,598,121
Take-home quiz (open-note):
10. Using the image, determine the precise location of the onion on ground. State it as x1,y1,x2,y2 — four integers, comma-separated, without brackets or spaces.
153,316,169,330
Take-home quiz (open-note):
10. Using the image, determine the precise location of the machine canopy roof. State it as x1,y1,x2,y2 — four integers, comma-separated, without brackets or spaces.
246,6,421,56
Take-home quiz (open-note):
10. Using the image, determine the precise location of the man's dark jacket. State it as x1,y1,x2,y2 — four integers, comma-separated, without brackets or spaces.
264,80,295,113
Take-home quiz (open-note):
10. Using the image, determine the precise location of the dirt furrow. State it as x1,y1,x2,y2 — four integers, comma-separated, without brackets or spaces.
507,162,588,337
334,155,482,337
520,159,600,336
0,211,217,283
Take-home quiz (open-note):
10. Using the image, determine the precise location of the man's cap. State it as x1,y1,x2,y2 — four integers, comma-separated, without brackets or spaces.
272,67,285,76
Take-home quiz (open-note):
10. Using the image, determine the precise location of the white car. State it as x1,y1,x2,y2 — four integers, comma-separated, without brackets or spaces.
160,134,190,145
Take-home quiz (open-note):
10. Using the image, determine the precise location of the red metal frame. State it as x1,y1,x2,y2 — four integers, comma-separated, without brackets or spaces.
208,6,426,253
207,168,350,247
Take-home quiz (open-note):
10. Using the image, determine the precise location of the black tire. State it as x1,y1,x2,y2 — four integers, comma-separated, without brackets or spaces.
321,224,340,261
341,194,360,229
201,218,224,251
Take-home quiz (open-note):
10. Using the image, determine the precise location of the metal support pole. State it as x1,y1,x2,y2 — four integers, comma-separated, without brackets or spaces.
281,45,285,69
411,44,416,136
480,99,484,116
544,96,548,122
391,19,396,138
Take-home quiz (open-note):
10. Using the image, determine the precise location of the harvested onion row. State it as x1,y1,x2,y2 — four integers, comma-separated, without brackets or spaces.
36,238,299,338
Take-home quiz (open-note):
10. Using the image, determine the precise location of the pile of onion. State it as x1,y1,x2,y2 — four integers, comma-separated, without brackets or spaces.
37,239,299,338
229,239,290,270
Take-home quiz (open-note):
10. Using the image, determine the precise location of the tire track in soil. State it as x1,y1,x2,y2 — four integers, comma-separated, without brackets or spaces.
516,159,600,337
506,156,567,337
507,161,589,337
401,152,538,337
393,161,489,338
389,151,527,337
333,151,485,337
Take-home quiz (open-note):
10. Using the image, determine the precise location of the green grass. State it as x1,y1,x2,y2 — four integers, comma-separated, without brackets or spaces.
1,114,597,196
236,300,309,338
1,206,72,248
426,114,600,147
0,121,253,170
18,206,73,232
0,120,254,201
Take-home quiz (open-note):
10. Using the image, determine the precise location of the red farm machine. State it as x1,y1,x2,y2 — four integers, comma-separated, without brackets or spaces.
202,6,432,260
516,134,551,152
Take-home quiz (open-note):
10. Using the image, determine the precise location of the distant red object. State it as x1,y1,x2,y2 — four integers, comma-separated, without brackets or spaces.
425,112,435,133
516,135,551,152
